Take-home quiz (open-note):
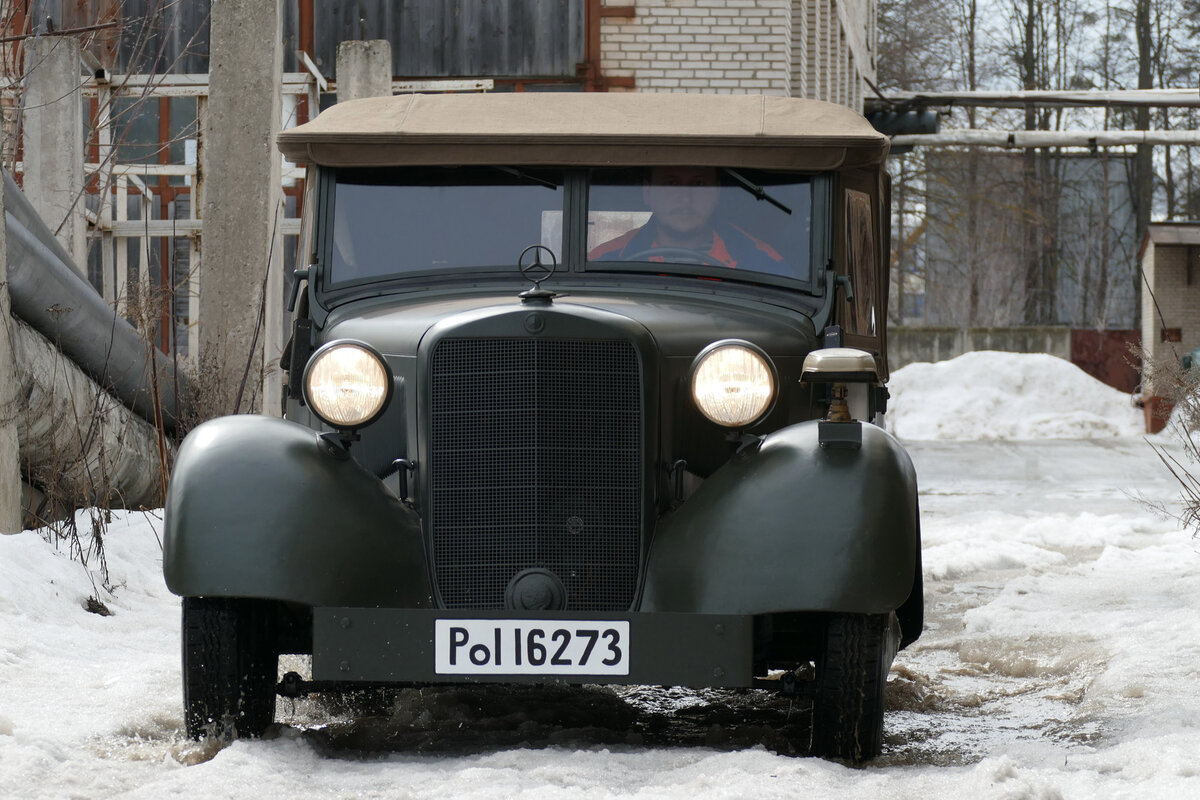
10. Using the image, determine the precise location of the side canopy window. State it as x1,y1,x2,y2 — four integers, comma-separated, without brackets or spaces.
845,188,877,337
586,166,812,282
328,166,564,284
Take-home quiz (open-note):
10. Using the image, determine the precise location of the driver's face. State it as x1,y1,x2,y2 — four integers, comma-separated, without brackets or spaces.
643,167,720,239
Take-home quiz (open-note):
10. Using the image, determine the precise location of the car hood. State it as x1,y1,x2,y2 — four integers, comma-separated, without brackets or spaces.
321,288,819,359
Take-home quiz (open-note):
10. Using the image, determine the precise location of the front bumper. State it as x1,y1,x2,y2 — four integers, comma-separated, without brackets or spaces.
313,608,753,687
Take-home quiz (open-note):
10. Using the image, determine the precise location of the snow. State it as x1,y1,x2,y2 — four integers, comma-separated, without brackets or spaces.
2,350,1199,798
886,351,1144,441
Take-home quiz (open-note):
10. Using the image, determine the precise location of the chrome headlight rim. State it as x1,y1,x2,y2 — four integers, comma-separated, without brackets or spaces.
689,339,778,429
301,339,394,431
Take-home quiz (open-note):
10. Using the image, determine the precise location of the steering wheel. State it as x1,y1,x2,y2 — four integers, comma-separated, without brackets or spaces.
625,247,726,268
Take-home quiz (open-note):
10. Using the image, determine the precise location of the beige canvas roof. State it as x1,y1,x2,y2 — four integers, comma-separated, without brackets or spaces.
277,93,888,171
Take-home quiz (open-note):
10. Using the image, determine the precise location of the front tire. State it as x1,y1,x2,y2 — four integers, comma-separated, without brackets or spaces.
183,597,278,740
810,613,896,762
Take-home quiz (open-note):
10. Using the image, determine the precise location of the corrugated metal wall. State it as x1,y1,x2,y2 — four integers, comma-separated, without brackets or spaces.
30,0,583,79
315,0,584,78
32,0,211,74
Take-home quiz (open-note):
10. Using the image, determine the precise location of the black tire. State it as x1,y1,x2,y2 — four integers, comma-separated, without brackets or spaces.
183,597,279,740
810,613,894,762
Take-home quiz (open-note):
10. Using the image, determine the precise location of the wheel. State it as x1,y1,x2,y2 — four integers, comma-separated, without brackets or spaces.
183,597,279,740
624,246,725,266
810,613,896,762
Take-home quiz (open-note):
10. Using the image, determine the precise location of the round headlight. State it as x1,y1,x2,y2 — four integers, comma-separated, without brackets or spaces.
691,341,777,428
303,341,392,429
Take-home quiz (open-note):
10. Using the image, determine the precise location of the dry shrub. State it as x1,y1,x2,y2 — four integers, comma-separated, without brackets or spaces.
1138,346,1200,536
20,275,179,593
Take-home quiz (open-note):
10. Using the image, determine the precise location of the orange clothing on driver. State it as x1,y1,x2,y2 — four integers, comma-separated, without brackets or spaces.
588,216,784,270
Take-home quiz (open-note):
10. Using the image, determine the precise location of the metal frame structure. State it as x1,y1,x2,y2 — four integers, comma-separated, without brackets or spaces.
80,71,316,360
866,87,1200,150
4,63,497,365
867,88,1200,111
2,69,317,360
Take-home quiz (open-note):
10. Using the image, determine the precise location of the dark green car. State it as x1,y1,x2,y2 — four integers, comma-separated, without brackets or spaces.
163,93,921,762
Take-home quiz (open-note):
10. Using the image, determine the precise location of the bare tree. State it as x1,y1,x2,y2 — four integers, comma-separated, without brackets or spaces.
879,0,1193,331
878,0,964,324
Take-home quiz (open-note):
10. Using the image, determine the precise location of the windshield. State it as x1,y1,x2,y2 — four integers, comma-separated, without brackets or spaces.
328,167,564,285
325,165,812,287
586,167,812,281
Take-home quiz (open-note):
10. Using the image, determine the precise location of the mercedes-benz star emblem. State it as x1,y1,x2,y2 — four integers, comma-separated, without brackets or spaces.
519,244,557,288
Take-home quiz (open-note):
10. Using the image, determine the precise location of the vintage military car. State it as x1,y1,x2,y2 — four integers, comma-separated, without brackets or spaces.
163,92,921,762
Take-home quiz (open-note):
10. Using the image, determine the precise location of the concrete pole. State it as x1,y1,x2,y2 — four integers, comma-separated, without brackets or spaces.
336,40,393,102
22,35,87,272
0,172,24,532
200,0,283,416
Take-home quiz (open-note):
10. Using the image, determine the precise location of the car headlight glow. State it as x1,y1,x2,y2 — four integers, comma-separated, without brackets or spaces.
691,341,776,428
303,341,392,429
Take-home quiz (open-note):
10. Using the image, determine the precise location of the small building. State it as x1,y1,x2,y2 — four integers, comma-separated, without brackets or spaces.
1138,223,1200,432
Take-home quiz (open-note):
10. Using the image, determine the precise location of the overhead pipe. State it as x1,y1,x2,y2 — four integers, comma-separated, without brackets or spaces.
890,130,1200,149
3,170,192,432
866,88,1200,113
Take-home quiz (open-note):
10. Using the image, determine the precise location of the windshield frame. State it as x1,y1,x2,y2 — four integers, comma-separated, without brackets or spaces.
313,166,831,305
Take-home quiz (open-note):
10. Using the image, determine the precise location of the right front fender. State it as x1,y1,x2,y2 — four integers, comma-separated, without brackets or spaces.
642,420,918,615
163,415,432,608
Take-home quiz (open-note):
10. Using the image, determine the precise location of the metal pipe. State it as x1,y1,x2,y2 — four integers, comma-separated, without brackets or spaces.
867,88,1200,112
890,130,1200,148
10,316,167,511
3,170,192,431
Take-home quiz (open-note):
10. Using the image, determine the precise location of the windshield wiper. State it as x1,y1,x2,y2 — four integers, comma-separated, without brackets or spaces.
493,166,560,190
722,168,792,215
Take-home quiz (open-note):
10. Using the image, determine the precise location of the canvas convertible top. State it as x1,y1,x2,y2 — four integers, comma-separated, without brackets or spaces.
276,93,888,171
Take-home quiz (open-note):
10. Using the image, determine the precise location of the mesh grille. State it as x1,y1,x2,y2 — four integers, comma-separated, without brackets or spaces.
430,337,643,611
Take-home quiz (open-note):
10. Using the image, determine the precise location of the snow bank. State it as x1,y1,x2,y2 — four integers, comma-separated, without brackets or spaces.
887,351,1143,441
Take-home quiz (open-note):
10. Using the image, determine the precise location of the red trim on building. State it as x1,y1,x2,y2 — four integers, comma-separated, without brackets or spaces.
582,0,636,91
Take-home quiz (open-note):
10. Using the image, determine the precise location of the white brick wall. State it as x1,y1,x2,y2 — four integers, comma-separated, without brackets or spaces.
598,0,875,108
789,1,808,97
599,0,783,97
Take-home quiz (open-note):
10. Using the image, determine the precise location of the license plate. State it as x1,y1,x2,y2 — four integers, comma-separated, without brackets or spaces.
434,619,630,675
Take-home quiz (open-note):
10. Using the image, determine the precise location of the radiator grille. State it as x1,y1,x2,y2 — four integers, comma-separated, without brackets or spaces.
429,337,643,611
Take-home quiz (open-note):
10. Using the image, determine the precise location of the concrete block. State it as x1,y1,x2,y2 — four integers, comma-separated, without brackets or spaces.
337,40,393,102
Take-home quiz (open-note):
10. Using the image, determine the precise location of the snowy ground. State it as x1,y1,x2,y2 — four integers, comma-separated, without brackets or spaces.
2,351,1199,799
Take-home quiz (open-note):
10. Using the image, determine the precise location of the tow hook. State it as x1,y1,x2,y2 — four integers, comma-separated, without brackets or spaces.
277,671,308,698
753,667,815,696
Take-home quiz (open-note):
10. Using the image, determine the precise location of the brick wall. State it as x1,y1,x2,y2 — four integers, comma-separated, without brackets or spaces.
600,0,875,109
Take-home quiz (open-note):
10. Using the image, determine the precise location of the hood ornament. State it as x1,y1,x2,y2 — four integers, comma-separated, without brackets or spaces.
518,244,557,303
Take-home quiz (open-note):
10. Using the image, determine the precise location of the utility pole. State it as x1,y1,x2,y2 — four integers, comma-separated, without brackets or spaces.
22,35,86,270
199,0,284,416
0,165,22,532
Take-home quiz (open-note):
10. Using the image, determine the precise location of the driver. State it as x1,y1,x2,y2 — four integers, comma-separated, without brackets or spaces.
588,166,784,270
